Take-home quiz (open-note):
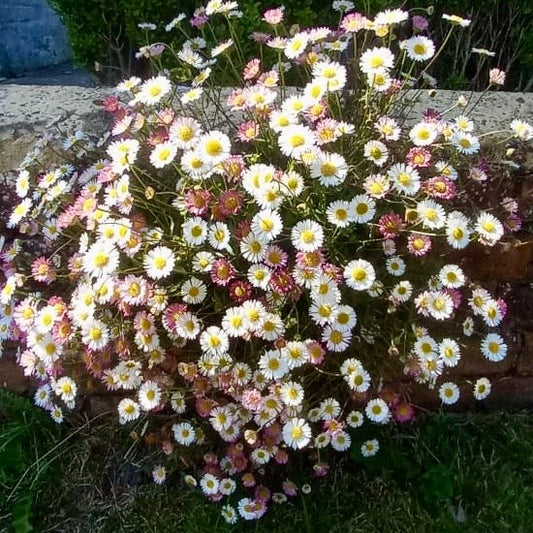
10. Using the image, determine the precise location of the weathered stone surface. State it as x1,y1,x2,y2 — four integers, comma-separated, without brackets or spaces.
0,0,70,77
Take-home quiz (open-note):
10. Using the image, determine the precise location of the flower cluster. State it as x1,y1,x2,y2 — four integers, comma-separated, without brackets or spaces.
1,0,529,523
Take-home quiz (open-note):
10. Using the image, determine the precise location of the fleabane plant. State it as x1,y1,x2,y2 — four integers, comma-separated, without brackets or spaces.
1,0,531,524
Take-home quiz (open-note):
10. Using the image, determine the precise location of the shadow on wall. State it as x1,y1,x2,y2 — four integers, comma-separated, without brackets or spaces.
0,0,71,78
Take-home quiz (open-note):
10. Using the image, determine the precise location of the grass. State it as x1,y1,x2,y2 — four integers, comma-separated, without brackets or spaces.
1,390,532,533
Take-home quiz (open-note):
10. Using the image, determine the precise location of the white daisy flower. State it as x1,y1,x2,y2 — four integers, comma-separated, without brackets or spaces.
222,307,248,337
473,378,491,400
138,380,162,410
240,232,268,263
333,304,357,331
200,473,219,495
310,151,348,186
251,209,283,242
386,256,406,276
439,265,465,289
427,291,454,320
144,246,175,280
137,76,172,105
284,32,309,59
279,381,305,406
481,299,503,327
391,280,413,302
83,241,120,278
118,398,141,423
322,325,351,352
200,326,229,356
278,124,315,159
364,140,388,166
291,219,324,252
346,410,364,428
182,217,209,246
282,417,312,449
350,194,376,224
258,349,289,380
475,212,504,244
439,382,460,405
312,60,347,91
344,259,376,291
409,122,439,147
149,141,178,169
208,221,231,251
388,163,421,195
331,431,351,452
365,399,390,424
446,211,471,249
361,439,379,457
481,333,507,361
197,131,231,164
326,200,352,227
181,277,207,304
360,47,395,74
439,338,461,367
451,132,480,154
172,422,196,445
404,36,435,61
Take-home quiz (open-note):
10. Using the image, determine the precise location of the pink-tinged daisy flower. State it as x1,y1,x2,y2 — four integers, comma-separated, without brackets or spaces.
393,402,416,423
184,189,211,216
262,7,284,24
423,176,457,200
342,12,368,32
31,257,56,284
228,280,253,304
237,120,260,143
407,233,432,256
377,213,404,238
210,258,237,286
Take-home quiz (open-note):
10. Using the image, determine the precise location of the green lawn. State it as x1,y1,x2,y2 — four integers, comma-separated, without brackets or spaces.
1,389,532,532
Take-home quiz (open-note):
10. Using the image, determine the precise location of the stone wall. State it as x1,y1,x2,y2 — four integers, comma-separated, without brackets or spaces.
0,0,71,77
0,84,532,411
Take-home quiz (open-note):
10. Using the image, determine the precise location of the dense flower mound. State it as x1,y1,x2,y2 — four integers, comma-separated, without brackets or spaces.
1,0,531,523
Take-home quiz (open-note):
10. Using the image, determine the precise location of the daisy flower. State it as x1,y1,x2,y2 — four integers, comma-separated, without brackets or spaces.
386,256,406,276
346,410,364,428
83,241,119,278
427,291,454,320
173,422,196,445
442,14,471,27
222,307,248,337
409,122,438,146
144,246,175,280
439,382,460,405
388,163,421,195
149,141,178,169
310,151,348,186
475,212,504,244
364,140,388,166
251,209,283,242
279,381,305,407
417,199,446,229
361,439,379,457
312,60,347,91
152,466,166,484
291,219,324,252
473,378,491,400
480,299,503,327
439,264,465,288
284,32,309,59
208,221,231,251
374,8,408,25
278,125,316,159
258,349,289,380
282,418,312,449
197,131,231,164
451,132,480,154
169,117,202,149
345,368,371,392
8,198,32,228
138,380,162,410
344,259,376,291
54,376,77,403
350,194,376,224
200,473,219,496
326,200,352,227
322,326,351,352
446,212,471,249
365,399,390,424
50,405,64,424
118,398,141,423
439,338,461,367
360,47,395,74
404,36,435,61
200,326,229,356
481,333,507,361
182,217,209,246
510,119,533,141
137,76,171,105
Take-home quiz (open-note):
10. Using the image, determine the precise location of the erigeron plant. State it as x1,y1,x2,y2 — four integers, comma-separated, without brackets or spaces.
1,0,531,524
